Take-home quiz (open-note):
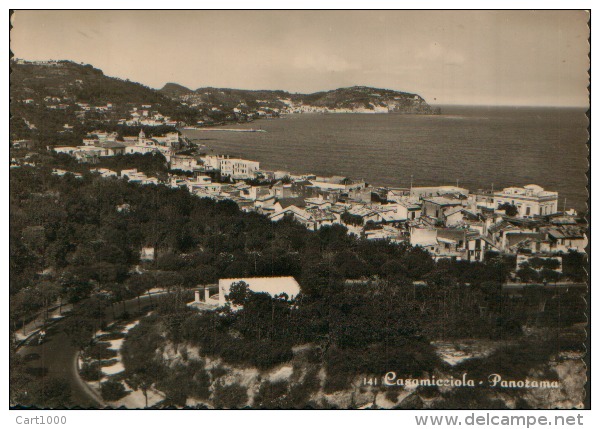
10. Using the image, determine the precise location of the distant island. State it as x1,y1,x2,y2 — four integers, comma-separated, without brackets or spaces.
160,83,441,115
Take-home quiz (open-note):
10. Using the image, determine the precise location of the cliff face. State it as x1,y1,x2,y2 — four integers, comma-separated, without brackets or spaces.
160,84,439,115
294,86,438,114
138,341,584,409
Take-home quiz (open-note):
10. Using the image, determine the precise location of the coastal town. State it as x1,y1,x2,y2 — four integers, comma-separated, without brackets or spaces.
9,9,590,413
10,107,588,408
11,105,587,281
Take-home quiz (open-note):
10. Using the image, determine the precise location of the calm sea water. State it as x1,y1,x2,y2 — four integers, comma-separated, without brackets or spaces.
183,106,589,212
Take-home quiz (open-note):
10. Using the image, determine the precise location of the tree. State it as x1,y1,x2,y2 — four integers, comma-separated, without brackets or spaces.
125,372,153,408
498,203,518,217
517,263,539,284
79,296,110,335
212,382,248,409
227,281,250,305
32,378,73,408
253,380,289,408
126,275,149,313
561,251,587,282
540,268,561,284
35,281,61,321
341,211,363,226
528,257,546,270
122,318,164,408
543,258,562,270
63,317,95,351
80,362,103,381
100,380,127,402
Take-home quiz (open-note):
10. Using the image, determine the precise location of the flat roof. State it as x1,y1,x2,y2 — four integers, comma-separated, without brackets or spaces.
218,276,301,305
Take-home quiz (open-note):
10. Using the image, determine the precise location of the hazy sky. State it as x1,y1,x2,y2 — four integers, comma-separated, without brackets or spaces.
11,10,589,106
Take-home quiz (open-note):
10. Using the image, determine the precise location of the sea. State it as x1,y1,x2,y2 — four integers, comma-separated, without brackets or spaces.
182,106,589,213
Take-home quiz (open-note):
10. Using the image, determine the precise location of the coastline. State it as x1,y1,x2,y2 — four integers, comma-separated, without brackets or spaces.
181,107,588,213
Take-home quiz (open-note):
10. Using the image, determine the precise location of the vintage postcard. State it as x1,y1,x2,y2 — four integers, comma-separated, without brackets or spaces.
9,9,589,411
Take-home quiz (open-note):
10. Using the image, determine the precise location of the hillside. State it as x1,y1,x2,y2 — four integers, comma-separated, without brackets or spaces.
10,60,196,118
9,59,438,145
10,60,202,143
160,84,439,114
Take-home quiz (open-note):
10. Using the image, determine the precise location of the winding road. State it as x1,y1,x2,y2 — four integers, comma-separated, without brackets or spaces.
17,293,163,408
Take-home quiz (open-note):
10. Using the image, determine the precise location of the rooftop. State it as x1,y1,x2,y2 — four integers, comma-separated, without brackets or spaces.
218,276,301,305
423,196,464,206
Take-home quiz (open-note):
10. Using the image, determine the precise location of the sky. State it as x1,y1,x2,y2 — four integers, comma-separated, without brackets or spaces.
11,10,590,107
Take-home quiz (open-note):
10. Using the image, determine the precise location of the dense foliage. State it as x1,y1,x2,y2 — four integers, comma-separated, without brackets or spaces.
10,165,523,326
10,166,587,403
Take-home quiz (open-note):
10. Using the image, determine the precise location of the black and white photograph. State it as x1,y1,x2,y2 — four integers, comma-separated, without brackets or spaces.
8,8,590,414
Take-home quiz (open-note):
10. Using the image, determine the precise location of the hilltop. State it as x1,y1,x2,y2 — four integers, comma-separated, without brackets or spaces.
160,83,439,114
10,60,196,119
10,60,199,143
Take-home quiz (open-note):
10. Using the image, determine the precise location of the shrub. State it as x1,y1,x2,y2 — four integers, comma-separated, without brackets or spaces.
163,389,187,408
156,363,211,407
385,389,401,404
86,342,117,360
32,378,73,408
254,380,289,408
498,203,518,217
97,358,119,367
100,380,127,402
80,362,103,381
212,382,248,409
187,361,211,400
96,332,126,341
287,367,322,408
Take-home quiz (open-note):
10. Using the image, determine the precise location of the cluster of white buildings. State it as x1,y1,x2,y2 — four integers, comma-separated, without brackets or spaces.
187,276,301,311
173,173,585,263
170,154,260,180
160,162,586,264
75,101,114,113
52,129,181,163
48,151,587,266
18,95,115,116
118,105,178,127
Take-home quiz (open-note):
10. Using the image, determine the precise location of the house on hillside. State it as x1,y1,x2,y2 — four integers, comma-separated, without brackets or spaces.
421,196,464,221
544,226,587,253
269,205,316,230
140,247,155,262
218,276,301,306
170,155,198,172
493,184,559,217
347,205,382,225
101,142,126,156
305,197,332,210
410,186,469,199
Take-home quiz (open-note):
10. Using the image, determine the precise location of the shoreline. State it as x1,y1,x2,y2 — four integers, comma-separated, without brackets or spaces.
179,108,587,213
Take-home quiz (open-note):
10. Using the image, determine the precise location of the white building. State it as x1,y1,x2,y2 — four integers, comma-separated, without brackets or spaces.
140,247,155,261
310,176,366,192
410,185,469,199
125,145,158,155
153,132,180,148
380,200,422,221
170,155,198,172
219,157,260,179
90,168,118,178
493,184,559,217
218,276,301,306
52,146,79,155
